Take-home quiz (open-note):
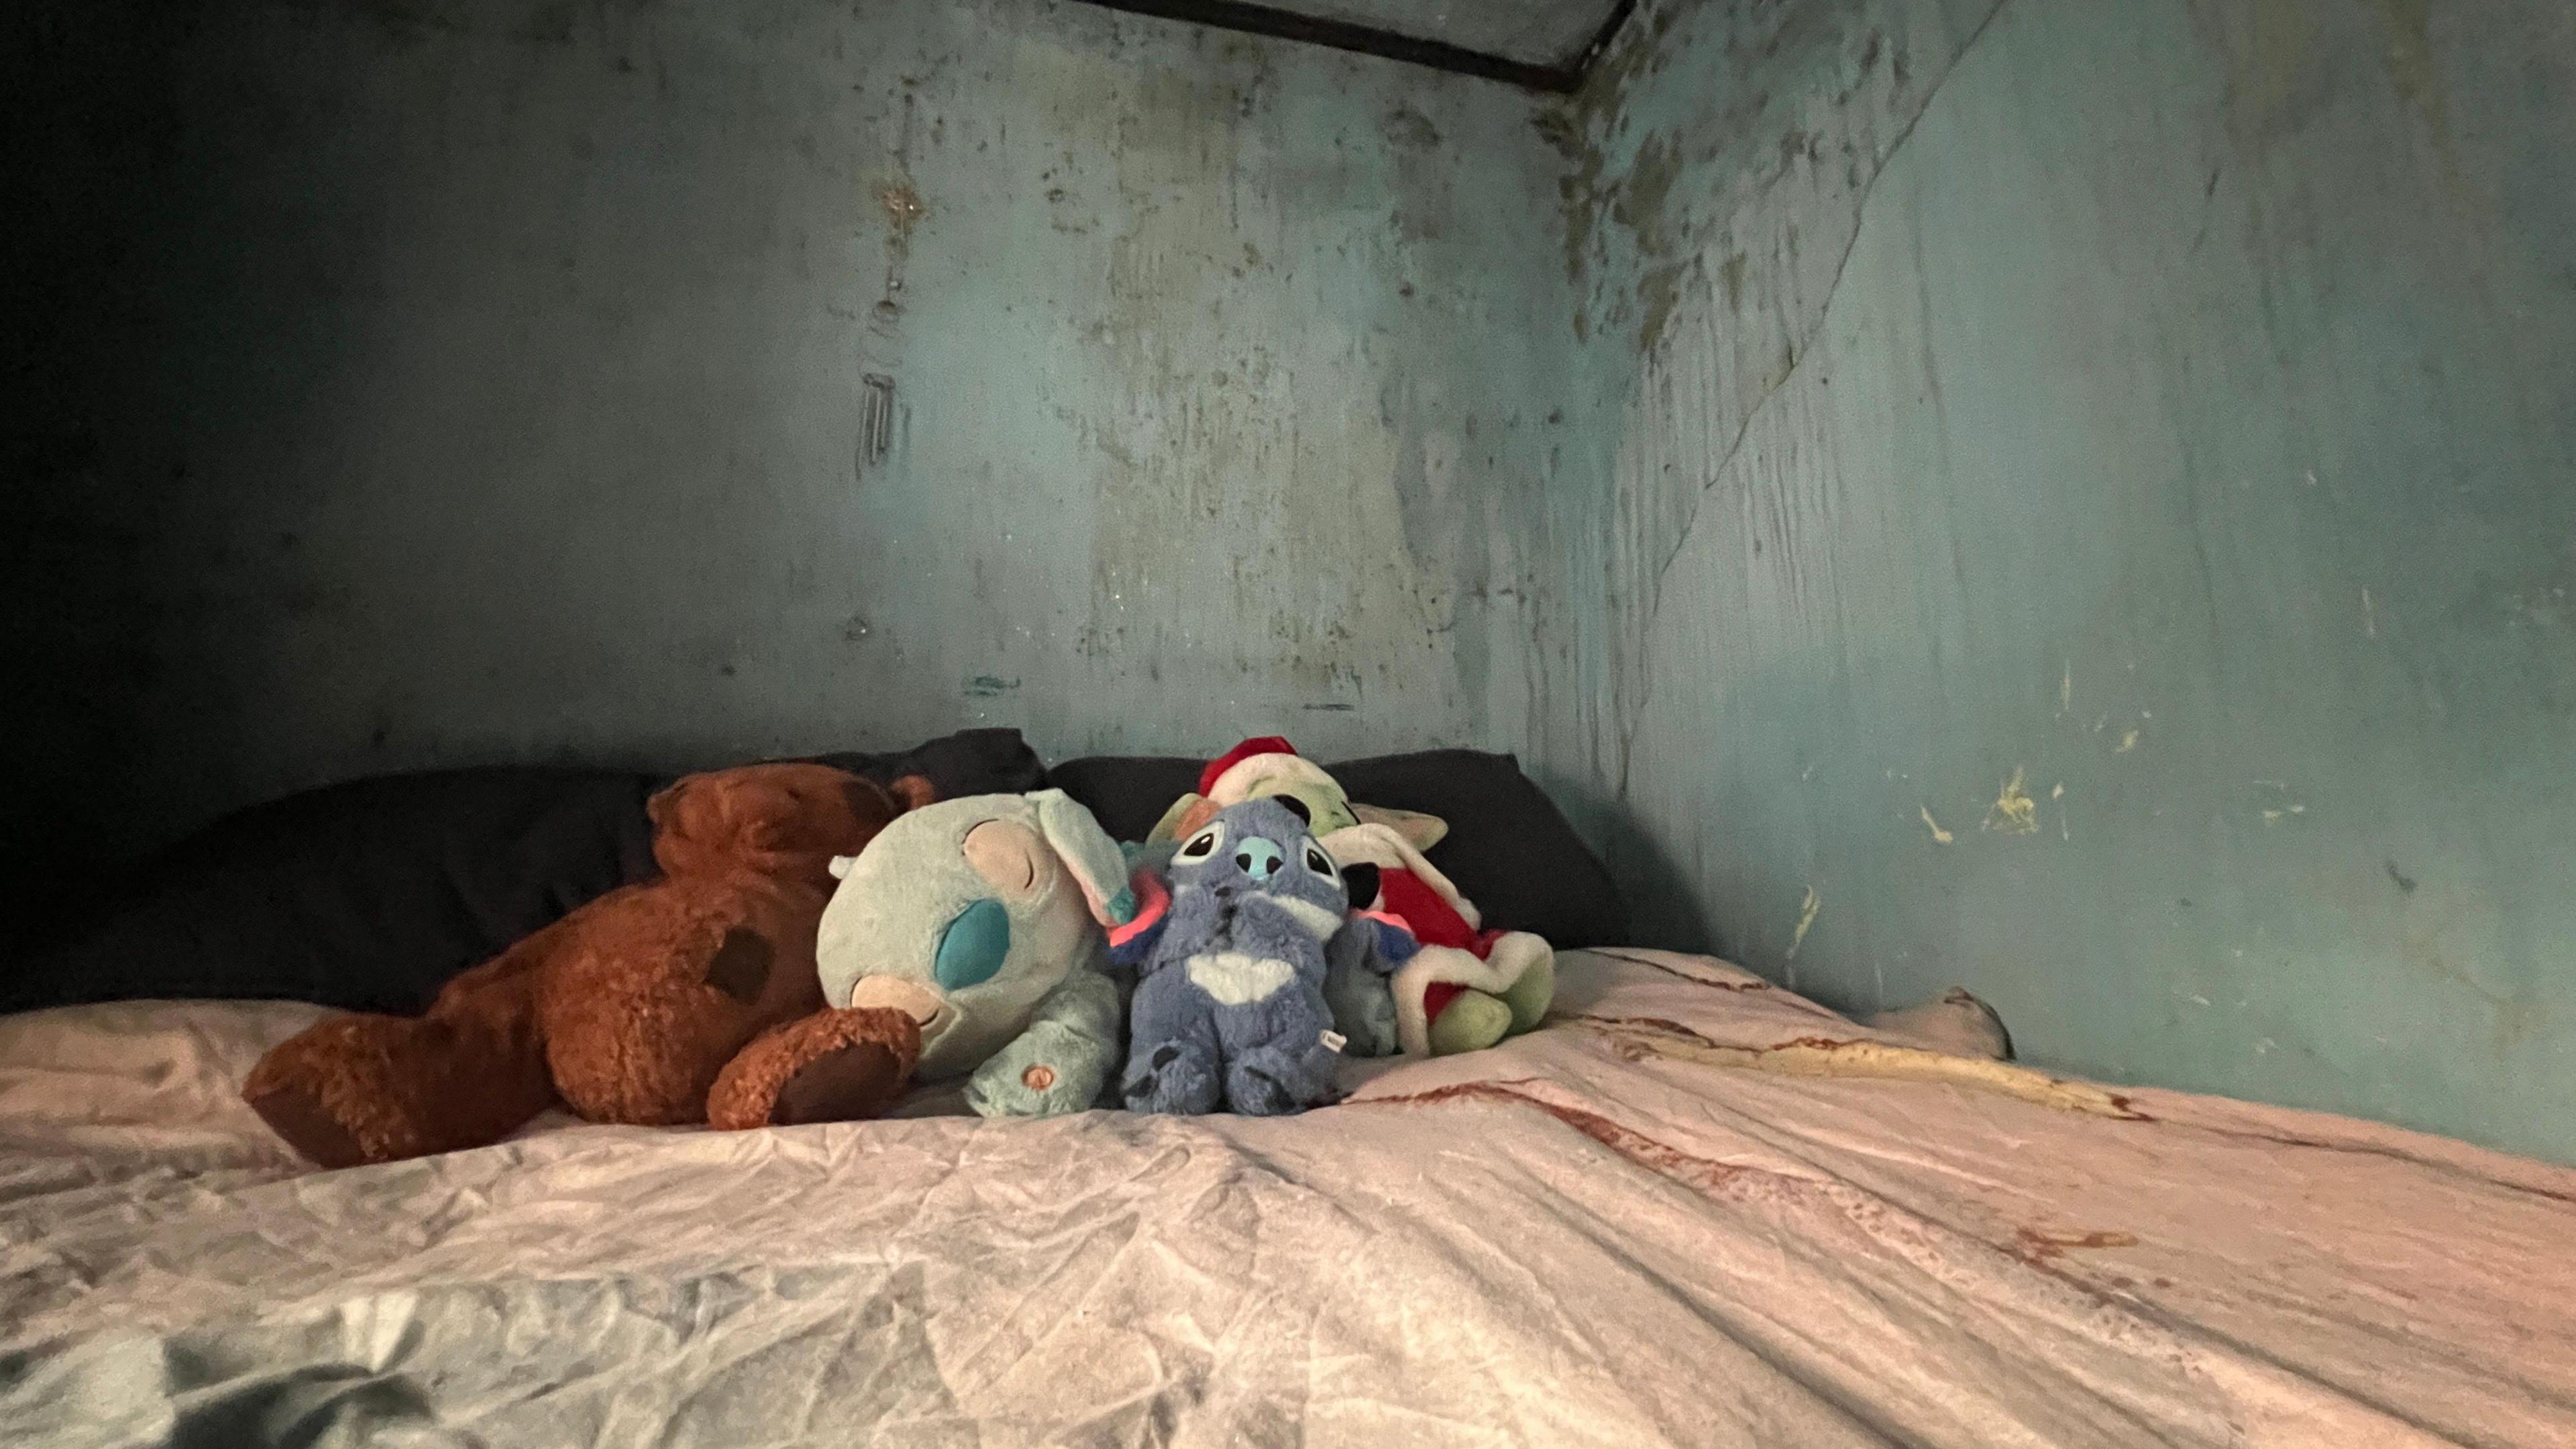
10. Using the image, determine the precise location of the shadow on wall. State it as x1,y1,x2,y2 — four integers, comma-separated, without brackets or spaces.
1603,820,1722,957
1546,773,1721,957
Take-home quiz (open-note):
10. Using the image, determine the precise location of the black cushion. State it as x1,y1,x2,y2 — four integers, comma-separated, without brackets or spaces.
6,729,1053,1016
9,768,659,1016
1047,749,1629,947
1042,756,1203,845
802,727,1047,802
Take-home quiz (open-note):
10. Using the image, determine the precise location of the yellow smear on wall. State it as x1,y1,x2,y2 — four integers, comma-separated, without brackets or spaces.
1787,886,1821,959
1984,767,2039,835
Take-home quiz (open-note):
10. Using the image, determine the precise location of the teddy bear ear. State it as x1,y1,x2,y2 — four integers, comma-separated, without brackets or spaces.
1354,804,1448,851
890,773,938,811
645,775,689,831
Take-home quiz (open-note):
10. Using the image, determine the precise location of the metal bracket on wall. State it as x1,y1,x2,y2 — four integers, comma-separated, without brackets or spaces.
860,373,896,474
1067,0,1638,93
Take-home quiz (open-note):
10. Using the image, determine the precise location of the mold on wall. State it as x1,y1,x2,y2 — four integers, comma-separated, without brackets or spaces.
7,0,1579,881
1535,0,2576,1160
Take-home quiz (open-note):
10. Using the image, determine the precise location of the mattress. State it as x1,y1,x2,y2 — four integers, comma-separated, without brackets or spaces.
3,949,2571,1447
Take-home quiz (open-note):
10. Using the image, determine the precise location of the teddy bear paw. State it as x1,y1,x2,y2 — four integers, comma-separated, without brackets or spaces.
769,1042,909,1125
706,1008,920,1130
242,1081,372,1171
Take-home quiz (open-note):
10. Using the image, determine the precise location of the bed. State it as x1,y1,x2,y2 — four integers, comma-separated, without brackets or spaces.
5,948,2571,1447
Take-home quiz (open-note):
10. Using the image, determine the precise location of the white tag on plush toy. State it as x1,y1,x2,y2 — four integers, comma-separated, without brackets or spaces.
1320,1030,1348,1055
828,854,859,880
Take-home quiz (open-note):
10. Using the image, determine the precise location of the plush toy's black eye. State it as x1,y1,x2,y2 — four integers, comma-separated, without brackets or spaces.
1303,844,1335,877
1180,826,1222,859
1275,794,1312,824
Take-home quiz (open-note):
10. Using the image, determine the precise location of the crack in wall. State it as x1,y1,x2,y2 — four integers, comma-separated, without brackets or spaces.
1609,0,2015,805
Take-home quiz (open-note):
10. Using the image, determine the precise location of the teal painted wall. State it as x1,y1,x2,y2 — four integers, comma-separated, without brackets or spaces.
9,0,1575,869
1532,0,2576,1160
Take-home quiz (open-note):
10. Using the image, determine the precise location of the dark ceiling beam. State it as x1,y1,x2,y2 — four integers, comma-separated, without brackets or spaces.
1072,0,1640,94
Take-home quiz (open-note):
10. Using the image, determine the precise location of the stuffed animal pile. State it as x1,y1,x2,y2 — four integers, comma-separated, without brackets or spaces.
241,737,1568,1166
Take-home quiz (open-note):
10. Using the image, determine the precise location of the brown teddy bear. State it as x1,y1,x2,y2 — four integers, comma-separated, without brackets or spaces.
244,761,932,1168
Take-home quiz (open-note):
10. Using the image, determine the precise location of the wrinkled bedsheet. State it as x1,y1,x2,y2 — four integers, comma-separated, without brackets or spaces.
3,949,2572,1448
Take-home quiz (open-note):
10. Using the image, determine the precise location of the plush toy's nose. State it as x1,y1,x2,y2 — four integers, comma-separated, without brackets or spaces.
1233,837,1283,880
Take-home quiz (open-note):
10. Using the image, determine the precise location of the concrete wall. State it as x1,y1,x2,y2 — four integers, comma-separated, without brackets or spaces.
1533,0,2576,1160
5,0,1576,891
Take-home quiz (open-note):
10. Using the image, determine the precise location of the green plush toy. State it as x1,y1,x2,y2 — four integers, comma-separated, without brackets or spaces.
809,790,1140,1117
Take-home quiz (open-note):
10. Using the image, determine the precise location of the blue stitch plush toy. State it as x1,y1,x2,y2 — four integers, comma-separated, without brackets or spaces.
1112,796,1390,1116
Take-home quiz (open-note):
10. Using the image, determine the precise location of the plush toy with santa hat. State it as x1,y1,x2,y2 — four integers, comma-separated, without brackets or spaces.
1148,738,1555,1057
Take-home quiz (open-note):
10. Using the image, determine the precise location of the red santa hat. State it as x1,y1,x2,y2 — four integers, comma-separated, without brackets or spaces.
1198,736,1339,803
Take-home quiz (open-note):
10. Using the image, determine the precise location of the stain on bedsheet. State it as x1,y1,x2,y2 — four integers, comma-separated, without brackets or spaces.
1578,950,1849,1020
2011,1227,2142,1266
1358,1078,1754,1198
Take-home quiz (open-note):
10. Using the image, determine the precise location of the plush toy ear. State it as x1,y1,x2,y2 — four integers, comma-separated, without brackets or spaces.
1353,804,1448,851
889,773,938,811
1146,792,1212,845
1029,789,1138,926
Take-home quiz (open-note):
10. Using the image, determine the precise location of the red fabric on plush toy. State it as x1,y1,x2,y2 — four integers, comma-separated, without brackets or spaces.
1324,815,1554,1057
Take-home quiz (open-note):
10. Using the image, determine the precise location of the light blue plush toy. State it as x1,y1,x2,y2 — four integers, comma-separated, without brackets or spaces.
816,790,1138,1118
1112,796,1377,1116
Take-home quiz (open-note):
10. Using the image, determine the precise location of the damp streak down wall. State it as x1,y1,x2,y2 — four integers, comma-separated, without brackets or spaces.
1533,0,2576,1161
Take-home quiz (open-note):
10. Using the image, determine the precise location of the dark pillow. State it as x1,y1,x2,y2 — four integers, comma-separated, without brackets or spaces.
1330,751,1629,947
9,768,659,1016
801,727,1047,802
5,729,1055,1016
1042,756,1202,845
1047,749,1629,947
